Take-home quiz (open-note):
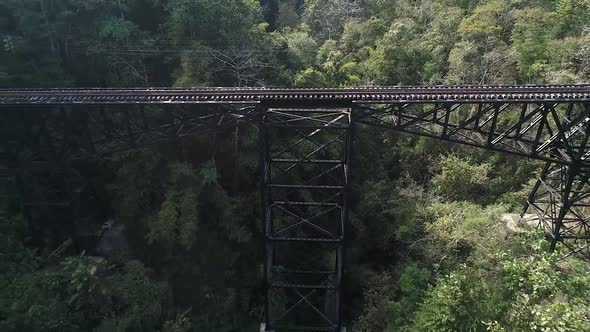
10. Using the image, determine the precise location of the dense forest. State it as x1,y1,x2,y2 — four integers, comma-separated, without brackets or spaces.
1,0,590,331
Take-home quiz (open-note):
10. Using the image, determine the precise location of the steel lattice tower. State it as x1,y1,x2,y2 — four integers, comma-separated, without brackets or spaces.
260,105,353,331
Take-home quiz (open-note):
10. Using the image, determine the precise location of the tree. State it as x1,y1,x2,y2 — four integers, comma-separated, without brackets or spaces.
446,0,517,84
412,244,590,332
418,2,464,83
0,219,172,332
284,29,318,68
294,67,327,87
510,8,558,81
209,46,270,86
303,0,365,40
173,43,211,87
163,0,263,46
367,19,430,84
555,0,590,35
577,30,590,80
431,155,494,203
447,40,516,84
339,17,387,62
276,0,300,29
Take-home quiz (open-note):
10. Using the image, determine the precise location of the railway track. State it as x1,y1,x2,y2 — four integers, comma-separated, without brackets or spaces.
1,84,590,104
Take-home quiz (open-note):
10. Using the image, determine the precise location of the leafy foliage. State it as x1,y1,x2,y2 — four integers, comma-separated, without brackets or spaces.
431,155,493,203
0,255,170,332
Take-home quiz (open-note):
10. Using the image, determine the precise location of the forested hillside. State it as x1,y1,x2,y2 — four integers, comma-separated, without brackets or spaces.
1,0,590,331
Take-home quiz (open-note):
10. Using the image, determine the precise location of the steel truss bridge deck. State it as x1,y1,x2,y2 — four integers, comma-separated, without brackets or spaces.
2,84,590,332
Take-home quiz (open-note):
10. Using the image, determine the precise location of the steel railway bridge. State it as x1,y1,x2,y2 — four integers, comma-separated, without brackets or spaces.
1,85,590,331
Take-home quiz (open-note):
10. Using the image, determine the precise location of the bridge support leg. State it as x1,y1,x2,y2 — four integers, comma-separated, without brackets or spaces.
260,105,352,331
524,161,590,258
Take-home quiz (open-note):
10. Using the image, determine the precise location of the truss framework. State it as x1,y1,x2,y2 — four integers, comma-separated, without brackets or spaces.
354,101,590,163
524,162,590,257
7,104,257,161
260,106,353,331
354,101,590,259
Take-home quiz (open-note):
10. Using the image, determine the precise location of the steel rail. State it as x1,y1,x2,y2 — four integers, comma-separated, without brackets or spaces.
2,83,590,92
1,85,590,105
3,86,590,95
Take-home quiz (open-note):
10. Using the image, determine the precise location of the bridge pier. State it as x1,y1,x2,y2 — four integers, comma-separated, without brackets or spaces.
259,104,353,331
525,161,590,257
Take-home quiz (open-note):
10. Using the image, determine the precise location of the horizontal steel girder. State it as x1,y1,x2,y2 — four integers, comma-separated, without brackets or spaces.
355,101,590,164
3,98,590,165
